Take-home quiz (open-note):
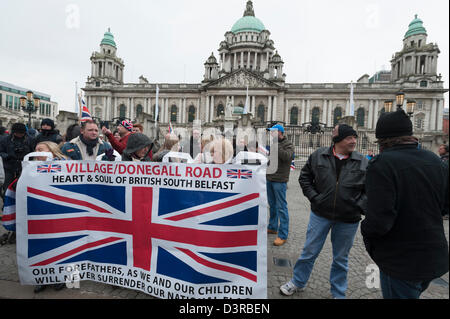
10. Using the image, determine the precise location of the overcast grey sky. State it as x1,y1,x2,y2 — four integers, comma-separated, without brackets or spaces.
0,0,448,112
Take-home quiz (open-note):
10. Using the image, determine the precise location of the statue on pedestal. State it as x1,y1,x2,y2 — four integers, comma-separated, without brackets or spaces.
225,101,234,119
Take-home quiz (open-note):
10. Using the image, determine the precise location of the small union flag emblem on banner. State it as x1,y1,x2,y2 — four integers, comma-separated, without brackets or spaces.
227,169,252,179
37,164,62,173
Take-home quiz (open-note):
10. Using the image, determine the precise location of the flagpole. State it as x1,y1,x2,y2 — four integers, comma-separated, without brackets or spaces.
244,85,249,115
155,85,159,139
75,81,80,119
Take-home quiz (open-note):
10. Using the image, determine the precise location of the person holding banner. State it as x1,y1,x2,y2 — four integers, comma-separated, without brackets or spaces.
281,124,368,299
61,120,113,161
122,133,156,162
153,133,180,162
205,136,234,164
266,124,294,247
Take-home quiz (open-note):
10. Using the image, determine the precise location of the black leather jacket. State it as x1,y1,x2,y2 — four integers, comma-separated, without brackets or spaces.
299,146,369,223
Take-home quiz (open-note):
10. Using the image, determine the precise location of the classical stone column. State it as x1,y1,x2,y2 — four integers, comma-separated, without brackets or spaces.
322,99,327,124
240,52,244,68
373,100,379,129
130,98,134,120
234,53,237,71
247,51,250,68
254,52,258,71
301,100,306,125
437,99,443,131
305,100,311,123
327,100,333,127
430,98,437,131
210,95,215,122
368,100,374,130
205,95,210,123
285,99,289,124
273,96,277,122
267,96,272,122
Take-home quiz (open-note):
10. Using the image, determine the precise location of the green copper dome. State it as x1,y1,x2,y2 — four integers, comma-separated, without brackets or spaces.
231,1,265,34
404,15,427,39
231,16,265,34
233,106,245,114
101,28,116,48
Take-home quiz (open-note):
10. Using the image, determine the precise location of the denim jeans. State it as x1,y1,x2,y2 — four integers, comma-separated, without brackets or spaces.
292,211,359,299
380,271,431,299
267,180,289,240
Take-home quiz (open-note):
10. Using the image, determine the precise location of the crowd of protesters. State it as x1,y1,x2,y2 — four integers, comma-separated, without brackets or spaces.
0,112,448,299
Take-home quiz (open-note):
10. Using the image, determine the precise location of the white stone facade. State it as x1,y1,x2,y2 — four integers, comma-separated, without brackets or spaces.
83,2,447,140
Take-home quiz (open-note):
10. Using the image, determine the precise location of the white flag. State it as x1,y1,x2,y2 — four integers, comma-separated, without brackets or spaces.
155,85,159,122
243,86,249,115
74,82,80,116
350,82,355,116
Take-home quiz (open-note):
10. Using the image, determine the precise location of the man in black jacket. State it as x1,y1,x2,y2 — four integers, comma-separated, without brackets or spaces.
361,110,449,299
33,118,63,149
280,124,368,299
0,123,34,196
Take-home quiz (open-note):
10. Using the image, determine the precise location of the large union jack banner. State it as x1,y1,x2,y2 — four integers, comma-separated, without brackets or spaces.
16,161,268,299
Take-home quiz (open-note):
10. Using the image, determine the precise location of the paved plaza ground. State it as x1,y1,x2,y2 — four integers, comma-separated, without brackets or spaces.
0,169,448,299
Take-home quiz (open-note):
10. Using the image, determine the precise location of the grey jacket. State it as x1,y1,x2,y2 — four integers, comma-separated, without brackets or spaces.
299,146,369,223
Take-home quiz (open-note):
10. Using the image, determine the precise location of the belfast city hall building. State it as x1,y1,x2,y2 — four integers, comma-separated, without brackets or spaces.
73,1,448,155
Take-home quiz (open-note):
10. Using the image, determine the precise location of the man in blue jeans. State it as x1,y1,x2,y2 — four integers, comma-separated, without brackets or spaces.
266,124,294,246
280,124,368,299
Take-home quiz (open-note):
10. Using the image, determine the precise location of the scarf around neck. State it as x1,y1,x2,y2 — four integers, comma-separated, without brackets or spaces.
79,135,99,156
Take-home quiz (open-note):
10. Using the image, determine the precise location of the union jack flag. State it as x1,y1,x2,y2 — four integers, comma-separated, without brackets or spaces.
25,185,260,285
37,164,62,173
80,98,92,122
227,169,253,179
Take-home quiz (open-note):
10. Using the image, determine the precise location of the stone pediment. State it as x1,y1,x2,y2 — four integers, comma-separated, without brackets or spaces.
206,69,280,89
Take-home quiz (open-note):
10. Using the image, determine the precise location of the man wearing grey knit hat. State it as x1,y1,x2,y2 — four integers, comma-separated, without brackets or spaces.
362,110,449,299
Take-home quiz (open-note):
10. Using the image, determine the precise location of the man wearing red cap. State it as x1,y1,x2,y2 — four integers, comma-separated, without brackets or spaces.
102,120,133,154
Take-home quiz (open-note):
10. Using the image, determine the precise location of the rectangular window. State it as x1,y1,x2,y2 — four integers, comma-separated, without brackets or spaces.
0,93,2,106
7,95,13,108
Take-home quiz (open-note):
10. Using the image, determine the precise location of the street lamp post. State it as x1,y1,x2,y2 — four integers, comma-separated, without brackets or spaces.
19,90,40,127
384,91,416,118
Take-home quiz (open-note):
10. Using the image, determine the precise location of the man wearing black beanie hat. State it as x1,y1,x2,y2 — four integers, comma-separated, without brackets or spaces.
33,118,63,149
281,124,368,299
361,110,449,299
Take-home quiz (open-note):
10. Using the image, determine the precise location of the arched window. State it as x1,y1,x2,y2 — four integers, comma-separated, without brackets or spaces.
356,108,365,127
170,105,178,123
217,104,224,117
415,113,425,130
188,105,196,123
119,104,126,120
311,107,320,125
136,104,143,118
257,104,265,122
290,107,299,125
333,107,342,126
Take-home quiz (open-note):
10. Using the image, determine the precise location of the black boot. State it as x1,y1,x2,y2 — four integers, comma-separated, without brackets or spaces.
34,285,47,293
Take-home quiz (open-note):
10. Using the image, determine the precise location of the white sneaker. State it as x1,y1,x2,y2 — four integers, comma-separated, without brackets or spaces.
280,280,305,296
